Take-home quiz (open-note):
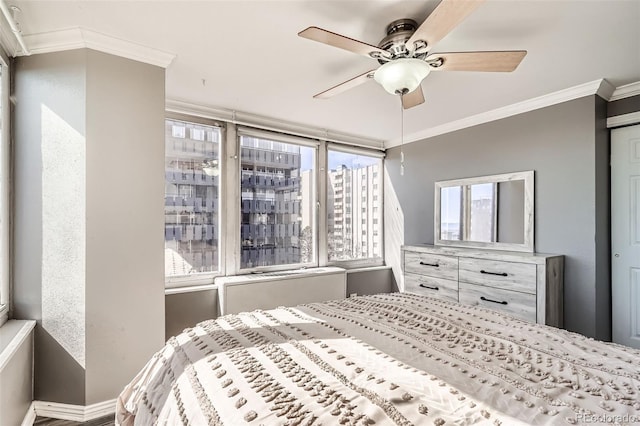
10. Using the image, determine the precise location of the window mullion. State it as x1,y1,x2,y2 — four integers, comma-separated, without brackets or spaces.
0,57,10,322
318,141,328,267
224,124,240,276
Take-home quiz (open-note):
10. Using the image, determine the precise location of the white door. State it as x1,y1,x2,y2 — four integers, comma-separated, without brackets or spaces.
612,124,640,349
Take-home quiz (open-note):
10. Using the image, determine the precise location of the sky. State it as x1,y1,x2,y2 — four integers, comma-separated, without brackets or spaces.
441,183,495,223
300,149,379,171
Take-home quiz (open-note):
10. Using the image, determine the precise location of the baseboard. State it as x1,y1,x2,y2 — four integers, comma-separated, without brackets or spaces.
32,398,117,422
21,402,36,426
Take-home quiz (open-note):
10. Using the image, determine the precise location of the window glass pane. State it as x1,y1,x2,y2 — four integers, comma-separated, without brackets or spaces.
469,183,496,242
240,135,315,269
440,186,462,240
165,119,221,277
327,150,382,262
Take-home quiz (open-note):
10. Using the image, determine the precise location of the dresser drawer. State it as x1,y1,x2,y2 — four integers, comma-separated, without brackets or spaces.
405,273,458,302
459,282,536,322
458,258,536,294
404,251,458,281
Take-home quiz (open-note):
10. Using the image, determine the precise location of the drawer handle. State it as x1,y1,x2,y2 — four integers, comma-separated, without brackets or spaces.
480,269,508,277
420,261,440,268
480,296,508,305
419,284,439,291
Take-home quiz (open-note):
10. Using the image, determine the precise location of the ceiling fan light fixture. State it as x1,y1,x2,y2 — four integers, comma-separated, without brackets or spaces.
373,58,431,95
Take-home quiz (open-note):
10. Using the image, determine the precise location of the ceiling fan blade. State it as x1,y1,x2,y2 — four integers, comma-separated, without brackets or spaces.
299,26,387,59
402,86,425,109
314,69,377,99
407,0,485,51
427,51,527,72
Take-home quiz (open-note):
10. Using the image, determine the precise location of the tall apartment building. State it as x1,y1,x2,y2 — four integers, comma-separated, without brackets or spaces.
164,119,380,275
164,120,221,276
327,163,381,261
239,136,305,268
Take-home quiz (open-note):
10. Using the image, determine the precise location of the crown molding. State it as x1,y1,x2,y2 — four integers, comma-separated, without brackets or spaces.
607,111,640,128
609,81,640,102
596,79,616,100
21,27,175,68
386,79,612,148
166,99,385,150
32,399,117,422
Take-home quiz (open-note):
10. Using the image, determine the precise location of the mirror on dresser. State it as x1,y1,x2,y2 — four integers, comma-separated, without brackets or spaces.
435,170,534,252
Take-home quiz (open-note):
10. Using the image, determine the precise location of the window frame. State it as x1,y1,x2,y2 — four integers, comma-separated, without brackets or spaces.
162,110,386,289
236,127,319,274
0,51,10,326
325,144,385,269
164,113,226,289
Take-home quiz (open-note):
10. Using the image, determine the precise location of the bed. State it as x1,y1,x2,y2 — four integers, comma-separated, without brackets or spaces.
116,293,640,425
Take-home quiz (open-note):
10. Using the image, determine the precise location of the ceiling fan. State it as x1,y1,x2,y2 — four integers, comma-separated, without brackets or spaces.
298,0,527,109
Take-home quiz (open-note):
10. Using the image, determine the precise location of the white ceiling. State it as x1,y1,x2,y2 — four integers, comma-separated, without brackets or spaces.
9,0,640,147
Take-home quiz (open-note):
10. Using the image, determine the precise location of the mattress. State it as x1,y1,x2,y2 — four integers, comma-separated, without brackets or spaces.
116,292,640,425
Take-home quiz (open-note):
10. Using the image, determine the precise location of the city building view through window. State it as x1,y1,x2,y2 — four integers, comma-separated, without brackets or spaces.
164,120,384,279
440,183,496,242
240,135,315,269
440,186,462,240
469,183,496,242
327,150,382,263
164,119,221,277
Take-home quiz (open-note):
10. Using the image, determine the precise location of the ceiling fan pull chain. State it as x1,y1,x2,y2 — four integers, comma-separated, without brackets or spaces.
400,95,405,176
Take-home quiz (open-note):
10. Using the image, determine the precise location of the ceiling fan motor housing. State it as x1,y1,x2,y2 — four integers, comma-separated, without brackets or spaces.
377,18,418,62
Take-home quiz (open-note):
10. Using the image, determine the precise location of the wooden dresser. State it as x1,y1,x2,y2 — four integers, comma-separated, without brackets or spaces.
402,245,564,327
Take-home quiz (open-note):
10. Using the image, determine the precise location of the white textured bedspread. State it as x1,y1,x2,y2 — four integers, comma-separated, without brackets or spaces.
117,293,640,425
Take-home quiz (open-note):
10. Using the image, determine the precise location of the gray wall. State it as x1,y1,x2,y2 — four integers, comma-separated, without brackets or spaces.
166,289,218,340
0,322,34,425
14,49,87,404
346,267,395,296
385,96,609,339
594,96,611,340
13,49,166,405
607,94,640,117
497,180,525,244
84,50,166,405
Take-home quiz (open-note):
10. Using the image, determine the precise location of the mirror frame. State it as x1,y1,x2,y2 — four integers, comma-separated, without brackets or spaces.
434,170,534,252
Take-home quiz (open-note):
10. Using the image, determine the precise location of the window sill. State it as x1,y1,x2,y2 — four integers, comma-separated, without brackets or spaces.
163,266,389,296
165,283,218,296
345,265,391,274
165,273,218,289
328,259,385,270
0,319,36,372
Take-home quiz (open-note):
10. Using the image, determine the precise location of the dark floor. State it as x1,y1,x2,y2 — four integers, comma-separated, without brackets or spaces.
33,415,115,426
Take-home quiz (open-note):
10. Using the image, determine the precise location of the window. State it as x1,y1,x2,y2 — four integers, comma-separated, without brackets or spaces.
440,185,462,240
171,124,186,138
164,118,221,281
239,133,316,271
327,148,383,264
0,57,9,325
468,183,497,242
163,113,384,282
